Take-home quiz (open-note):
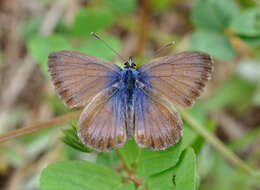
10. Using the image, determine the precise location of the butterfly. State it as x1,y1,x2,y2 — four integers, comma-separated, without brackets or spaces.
48,48,213,152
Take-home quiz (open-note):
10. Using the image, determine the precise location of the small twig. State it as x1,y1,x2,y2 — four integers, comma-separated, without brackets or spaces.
116,150,144,187
178,108,260,178
134,0,150,57
39,0,68,35
0,110,81,143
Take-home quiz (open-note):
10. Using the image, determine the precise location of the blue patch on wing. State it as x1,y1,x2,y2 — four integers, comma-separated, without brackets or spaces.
110,88,127,126
105,68,122,88
133,88,149,124
137,70,153,89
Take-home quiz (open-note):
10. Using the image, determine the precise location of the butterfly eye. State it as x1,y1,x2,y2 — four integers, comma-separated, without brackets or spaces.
124,62,129,68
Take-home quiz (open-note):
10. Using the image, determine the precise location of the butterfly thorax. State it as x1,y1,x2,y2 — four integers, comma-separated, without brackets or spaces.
120,68,136,99
125,69,135,90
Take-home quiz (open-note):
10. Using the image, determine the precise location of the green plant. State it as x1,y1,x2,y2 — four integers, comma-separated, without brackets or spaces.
1,0,260,190
41,122,198,190
189,0,260,59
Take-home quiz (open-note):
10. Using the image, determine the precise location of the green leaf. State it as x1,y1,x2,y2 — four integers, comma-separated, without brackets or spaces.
238,35,260,46
115,181,136,190
188,101,207,124
195,175,200,190
119,139,140,168
203,76,255,112
231,8,260,37
181,124,198,150
61,124,92,153
28,34,73,76
136,140,182,176
76,35,121,60
71,8,115,36
215,0,239,22
172,148,196,190
146,148,196,190
180,101,209,150
102,0,137,14
191,0,239,31
191,119,216,154
40,161,123,190
137,186,145,190
191,0,225,30
146,167,176,190
96,150,120,167
190,30,235,60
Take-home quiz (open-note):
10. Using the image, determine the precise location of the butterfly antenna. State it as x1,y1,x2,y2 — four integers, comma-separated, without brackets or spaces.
90,32,126,62
154,41,175,56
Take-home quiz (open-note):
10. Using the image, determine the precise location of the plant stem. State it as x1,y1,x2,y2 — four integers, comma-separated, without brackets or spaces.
178,108,260,178
0,110,81,143
116,150,145,187
134,0,150,57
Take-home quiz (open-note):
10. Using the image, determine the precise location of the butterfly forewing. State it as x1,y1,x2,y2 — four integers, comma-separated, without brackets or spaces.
78,86,127,151
48,49,213,152
48,50,121,107
134,88,183,150
138,51,213,107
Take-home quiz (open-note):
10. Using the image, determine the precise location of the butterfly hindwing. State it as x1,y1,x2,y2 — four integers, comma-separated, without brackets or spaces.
48,50,121,108
77,86,127,151
134,87,183,150
138,51,213,107
49,49,213,151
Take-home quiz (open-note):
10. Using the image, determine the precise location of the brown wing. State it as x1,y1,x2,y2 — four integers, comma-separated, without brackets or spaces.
138,51,213,107
134,88,183,150
77,86,127,152
48,50,121,108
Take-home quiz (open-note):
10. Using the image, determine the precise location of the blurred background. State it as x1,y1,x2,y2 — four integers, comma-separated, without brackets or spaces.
0,0,260,189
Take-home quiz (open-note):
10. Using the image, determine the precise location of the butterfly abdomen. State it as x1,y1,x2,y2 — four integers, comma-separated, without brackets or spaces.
119,68,143,138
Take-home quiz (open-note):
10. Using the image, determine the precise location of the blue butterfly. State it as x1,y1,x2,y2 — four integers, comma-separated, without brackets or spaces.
48,48,213,151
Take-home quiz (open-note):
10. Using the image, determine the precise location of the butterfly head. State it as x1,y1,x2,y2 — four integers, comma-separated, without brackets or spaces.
124,56,136,69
